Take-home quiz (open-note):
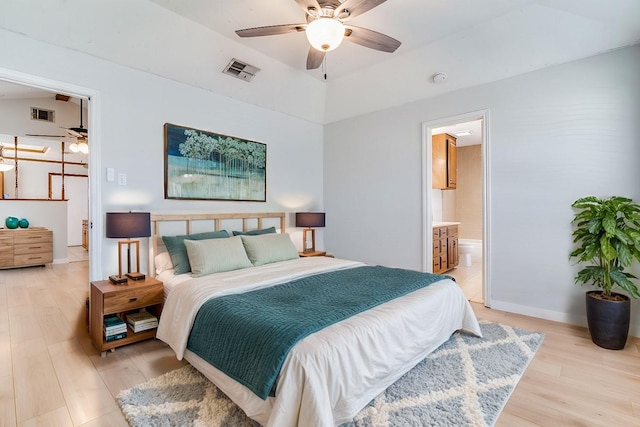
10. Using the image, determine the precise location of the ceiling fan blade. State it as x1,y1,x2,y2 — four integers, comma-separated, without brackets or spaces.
236,23,306,38
63,128,85,138
336,0,387,19
306,47,325,70
344,25,401,53
26,134,67,138
294,0,322,15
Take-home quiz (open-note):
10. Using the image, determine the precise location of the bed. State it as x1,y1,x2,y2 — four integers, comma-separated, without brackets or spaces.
150,212,482,427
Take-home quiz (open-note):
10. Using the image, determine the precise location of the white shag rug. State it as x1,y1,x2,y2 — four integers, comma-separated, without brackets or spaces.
118,320,544,426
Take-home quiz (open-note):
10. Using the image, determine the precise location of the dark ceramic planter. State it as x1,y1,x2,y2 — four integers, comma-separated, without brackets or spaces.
585,291,630,350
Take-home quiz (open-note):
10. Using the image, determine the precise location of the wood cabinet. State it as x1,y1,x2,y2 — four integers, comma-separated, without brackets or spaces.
0,227,53,269
90,277,163,357
432,133,457,190
433,224,458,274
82,219,89,249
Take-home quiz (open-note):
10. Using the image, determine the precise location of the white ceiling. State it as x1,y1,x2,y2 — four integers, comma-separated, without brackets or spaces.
148,0,640,82
0,0,638,124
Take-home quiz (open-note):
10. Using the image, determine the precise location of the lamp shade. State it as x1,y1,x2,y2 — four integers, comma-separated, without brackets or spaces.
295,212,325,228
105,212,151,238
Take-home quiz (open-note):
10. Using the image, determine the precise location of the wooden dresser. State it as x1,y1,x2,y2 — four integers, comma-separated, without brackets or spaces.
0,227,53,268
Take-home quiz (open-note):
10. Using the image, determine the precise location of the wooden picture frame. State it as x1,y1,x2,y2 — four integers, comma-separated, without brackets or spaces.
164,123,266,201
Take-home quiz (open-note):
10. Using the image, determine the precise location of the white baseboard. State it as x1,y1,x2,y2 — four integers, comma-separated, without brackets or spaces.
53,258,69,264
490,299,640,339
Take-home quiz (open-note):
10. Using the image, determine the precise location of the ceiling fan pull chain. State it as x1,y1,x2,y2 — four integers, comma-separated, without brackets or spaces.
323,55,327,80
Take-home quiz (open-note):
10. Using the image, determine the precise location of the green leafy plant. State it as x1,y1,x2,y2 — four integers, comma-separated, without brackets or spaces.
570,196,640,299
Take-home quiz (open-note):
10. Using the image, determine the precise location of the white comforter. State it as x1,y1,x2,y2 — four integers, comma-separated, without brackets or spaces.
157,257,482,427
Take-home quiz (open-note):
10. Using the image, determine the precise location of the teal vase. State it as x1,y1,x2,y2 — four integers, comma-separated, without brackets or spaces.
5,216,19,229
18,218,29,228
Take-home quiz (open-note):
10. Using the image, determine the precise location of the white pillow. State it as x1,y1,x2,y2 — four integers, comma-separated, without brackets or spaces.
154,251,174,275
240,233,299,266
184,236,252,277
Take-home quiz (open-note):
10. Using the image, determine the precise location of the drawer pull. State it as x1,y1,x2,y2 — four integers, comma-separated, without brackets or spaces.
129,297,138,302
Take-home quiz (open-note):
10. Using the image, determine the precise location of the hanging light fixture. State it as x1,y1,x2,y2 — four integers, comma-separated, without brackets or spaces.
0,147,14,172
306,17,345,52
69,136,88,154
68,98,88,154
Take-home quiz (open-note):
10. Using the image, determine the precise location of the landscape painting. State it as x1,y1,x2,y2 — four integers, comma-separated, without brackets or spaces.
164,123,266,201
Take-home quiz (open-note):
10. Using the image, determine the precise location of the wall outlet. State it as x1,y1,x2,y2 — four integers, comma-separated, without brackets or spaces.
117,173,127,185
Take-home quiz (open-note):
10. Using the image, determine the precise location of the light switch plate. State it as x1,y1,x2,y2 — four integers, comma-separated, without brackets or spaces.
106,167,115,182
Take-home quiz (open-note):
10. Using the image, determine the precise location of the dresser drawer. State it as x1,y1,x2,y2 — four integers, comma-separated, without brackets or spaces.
14,242,53,255
0,236,12,247
14,252,53,266
14,232,52,245
0,251,13,267
103,285,164,314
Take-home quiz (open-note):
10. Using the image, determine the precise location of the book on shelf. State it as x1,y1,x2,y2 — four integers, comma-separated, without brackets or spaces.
129,321,158,333
104,315,125,326
105,331,127,342
126,311,158,326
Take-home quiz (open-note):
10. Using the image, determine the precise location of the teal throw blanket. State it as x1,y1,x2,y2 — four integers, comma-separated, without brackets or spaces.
187,266,447,399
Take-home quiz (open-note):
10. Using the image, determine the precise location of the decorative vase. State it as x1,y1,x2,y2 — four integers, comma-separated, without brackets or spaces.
585,290,630,350
18,218,29,228
5,216,19,229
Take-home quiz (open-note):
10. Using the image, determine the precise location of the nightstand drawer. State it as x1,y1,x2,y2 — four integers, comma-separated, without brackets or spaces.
103,286,164,313
14,242,53,255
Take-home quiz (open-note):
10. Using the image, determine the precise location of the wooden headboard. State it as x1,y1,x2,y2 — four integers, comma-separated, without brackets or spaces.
149,212,286,277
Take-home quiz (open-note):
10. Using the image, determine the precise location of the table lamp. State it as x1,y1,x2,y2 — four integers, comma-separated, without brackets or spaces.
105,212,151,284
295,212,325,254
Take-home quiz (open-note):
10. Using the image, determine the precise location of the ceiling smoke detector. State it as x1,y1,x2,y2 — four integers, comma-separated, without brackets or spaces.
432,72,448,84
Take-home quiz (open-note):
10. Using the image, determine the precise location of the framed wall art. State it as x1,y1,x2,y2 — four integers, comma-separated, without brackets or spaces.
164,123,266,201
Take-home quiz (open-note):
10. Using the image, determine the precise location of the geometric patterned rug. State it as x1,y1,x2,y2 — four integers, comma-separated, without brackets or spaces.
117,320,544,427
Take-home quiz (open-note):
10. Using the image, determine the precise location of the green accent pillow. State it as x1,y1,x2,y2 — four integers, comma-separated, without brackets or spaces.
240,233,299,266
162,230,229,274
184,236,253,277
232,226,277,236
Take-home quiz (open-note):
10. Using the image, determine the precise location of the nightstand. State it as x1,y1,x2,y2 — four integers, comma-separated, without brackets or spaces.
90,277,163,357
299,250,327,257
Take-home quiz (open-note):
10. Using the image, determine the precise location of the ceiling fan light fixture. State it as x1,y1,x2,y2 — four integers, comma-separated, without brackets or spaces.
306,17,345,52
70,137,88,154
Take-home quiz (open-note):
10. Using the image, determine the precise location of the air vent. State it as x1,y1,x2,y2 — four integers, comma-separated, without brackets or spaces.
222,59,260,82
31,107,55,122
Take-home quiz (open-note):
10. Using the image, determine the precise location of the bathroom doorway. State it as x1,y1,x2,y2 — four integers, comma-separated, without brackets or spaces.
422,110,490,307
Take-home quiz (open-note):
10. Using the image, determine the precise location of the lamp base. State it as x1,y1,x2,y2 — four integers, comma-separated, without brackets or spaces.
126,272,146,281
109,275,128,284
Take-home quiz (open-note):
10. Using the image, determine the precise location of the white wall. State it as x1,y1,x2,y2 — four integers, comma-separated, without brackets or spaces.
324,45,640,335
0,28,325,280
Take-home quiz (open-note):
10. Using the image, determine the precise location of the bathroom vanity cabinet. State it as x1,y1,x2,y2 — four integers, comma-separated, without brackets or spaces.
433,224,459,274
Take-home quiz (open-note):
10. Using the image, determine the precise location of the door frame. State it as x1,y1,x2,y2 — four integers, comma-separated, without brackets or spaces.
421,109,491,307
0,66,102,280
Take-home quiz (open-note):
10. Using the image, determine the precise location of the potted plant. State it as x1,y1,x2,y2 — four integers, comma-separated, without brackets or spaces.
570,195,640,349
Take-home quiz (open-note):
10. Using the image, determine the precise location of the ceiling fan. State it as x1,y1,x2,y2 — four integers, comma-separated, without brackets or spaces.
235,0,401,70
27,98,89,145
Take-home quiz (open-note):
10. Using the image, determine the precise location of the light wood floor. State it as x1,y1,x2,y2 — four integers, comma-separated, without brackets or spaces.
1,261,639,426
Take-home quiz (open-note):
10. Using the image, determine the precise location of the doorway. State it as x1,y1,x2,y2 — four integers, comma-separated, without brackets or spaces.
422,110,491,307
0,69,100,278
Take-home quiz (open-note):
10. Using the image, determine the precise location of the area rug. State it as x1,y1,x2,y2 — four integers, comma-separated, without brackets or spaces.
117,320,543,427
